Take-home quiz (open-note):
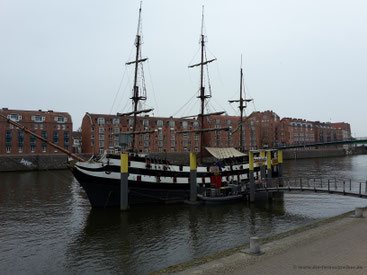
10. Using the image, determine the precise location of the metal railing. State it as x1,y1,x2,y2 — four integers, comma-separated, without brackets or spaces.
254,176,367,198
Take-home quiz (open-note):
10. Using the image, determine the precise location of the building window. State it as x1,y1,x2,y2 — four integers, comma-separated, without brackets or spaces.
97,117,105,126
55,116,67,123
19,146,23,153
18,130,24,148
182,121,188,129
6,146,11,153
99,148,104,154
42,145,46,153
64,132,70,146
34,124,38,130
31,115,45,122
31,145,35,153
99,141,104,148
169,120,175,128
112,118,120,125
53,131,59,144
6,130,12,146
193,121,199,129
57,124,60,130
99,127,104,133
157,120,163,127
40,124,43,130
8,114,22,122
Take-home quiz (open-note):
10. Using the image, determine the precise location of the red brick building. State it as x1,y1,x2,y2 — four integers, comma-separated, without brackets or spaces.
0,108,72,154
328,122,352,141
81,111,352,154
81,113,201,154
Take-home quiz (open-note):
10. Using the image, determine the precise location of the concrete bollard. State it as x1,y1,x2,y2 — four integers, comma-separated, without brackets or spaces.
354,207,364,218
250,237,261,254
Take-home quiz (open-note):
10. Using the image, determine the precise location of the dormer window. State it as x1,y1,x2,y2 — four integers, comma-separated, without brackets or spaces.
55,116,67,123
31,115,45,122
7,114,22,122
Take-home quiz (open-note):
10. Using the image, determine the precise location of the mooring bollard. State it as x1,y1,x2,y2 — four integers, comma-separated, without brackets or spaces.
250,236,261,254
355,207,363,218
120,153,129,211
190,152,197,202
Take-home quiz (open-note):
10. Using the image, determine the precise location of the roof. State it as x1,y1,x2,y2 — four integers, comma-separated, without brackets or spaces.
205,147,246,159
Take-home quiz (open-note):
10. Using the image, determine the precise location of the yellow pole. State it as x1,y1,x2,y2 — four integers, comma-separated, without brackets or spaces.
267,151,272,170
249,151,254,171
278,150,283,164
189,152,197,202
120,153,129,210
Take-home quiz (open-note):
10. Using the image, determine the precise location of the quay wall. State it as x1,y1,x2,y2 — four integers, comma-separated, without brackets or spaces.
0,154,91,172
0,148,366,172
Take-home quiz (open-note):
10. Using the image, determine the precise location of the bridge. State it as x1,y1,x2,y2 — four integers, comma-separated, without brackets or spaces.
274,137,367,150
253,177,367,199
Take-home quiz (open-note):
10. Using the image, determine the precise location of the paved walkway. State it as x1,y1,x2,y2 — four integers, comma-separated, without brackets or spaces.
167,209,367,275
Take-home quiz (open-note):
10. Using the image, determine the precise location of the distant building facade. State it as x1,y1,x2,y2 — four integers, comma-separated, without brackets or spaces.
81,111,352,154
0,108,72,154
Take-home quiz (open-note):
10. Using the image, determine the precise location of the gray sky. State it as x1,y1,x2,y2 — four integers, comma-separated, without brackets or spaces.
1,0,366,136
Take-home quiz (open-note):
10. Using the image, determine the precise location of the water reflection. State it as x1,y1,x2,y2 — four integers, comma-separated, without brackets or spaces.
1,155,367,274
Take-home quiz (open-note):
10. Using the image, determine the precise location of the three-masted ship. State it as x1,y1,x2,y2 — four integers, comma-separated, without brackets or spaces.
70,5,253,207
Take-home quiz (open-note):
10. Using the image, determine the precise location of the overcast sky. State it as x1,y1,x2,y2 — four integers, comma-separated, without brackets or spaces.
1,0,366,136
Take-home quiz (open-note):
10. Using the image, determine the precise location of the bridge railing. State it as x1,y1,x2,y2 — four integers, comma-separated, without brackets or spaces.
257,176,367,196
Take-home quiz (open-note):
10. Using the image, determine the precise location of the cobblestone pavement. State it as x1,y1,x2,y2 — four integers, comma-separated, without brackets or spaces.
169,209,367,275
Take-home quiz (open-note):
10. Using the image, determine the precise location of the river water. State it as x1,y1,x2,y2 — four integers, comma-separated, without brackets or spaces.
1,155,367,274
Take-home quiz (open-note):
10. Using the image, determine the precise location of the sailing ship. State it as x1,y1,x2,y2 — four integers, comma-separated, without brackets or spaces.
70,5,254,207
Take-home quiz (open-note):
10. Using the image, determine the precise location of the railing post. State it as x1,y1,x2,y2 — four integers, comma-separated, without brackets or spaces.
359,182,362,197
120,153,129,211
320,178,323,189
328,179,330,192
365,181,367,194
335,178,337,190
190,152,197,202
343,181,345,195
350,179,352,191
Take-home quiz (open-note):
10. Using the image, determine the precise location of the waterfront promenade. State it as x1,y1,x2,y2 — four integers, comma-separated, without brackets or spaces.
163,208,367,275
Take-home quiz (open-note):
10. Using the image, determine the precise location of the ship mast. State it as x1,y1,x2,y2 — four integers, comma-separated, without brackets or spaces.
229,56,253,152
126,2,148,151
188,6,217,162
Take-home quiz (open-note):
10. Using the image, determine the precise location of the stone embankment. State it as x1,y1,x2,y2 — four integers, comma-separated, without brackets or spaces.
0,154,91,172
157,208,367,275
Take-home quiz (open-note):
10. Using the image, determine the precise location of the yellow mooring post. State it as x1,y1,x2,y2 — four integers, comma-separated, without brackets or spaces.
120,153,129,211
267,150,272,179
260,150,266,180
278,150,283,186
249,151,255,202
190,152,197,202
